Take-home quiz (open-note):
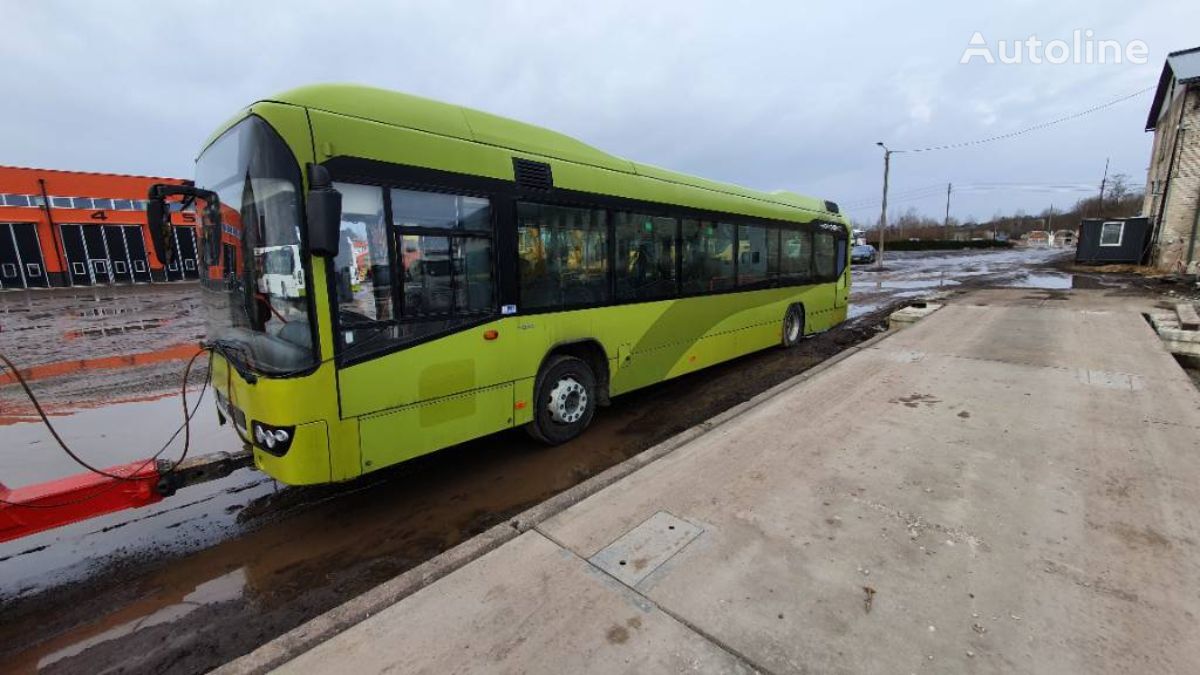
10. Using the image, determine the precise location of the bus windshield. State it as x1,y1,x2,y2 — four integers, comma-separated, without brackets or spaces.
193,116,317,375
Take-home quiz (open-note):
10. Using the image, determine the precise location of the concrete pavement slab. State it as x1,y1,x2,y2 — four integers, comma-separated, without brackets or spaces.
540,291,1200,674
276,529,755,674
271,290,1200,674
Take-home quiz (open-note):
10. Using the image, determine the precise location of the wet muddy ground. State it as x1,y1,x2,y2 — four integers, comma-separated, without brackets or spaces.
1,247,1172,674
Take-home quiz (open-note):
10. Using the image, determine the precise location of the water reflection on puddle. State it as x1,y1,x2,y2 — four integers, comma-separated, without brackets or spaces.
875,278,962,290
848,248,1077,315
36,568,248,670
1007,272,1074,289
0,395,271,599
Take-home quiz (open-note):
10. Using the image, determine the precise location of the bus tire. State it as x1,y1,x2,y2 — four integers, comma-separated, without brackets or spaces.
527,355,597,445
782,305,805,348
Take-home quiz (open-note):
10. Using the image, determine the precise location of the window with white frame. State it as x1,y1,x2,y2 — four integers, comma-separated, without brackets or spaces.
1099,221,1124,247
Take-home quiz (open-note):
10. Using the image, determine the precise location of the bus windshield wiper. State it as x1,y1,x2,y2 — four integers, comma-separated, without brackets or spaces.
204,339,259,384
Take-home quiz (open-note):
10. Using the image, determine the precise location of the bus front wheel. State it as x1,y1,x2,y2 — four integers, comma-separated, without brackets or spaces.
782,305,805,348
527,355,597,445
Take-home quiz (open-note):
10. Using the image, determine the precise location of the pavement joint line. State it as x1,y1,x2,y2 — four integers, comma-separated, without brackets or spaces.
529,528,779,675
217,323,903,675
863,345,1159,380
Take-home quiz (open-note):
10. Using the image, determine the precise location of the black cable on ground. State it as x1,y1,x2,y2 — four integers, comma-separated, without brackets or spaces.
0,347,212,510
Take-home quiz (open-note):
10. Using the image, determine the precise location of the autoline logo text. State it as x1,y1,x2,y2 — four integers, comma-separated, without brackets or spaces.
961,30,1148,65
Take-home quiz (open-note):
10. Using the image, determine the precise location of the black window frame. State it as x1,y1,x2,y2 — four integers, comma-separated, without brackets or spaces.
388,186,498,321
328,176,501,365
322,156,847,367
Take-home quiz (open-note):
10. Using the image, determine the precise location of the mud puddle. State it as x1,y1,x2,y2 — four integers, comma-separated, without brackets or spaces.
848,247,1074,313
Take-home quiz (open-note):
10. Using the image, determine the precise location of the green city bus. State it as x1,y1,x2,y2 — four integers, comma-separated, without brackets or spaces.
149,84,850,486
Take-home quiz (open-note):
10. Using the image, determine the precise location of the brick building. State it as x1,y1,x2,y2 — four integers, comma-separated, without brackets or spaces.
0,165,198,289
1145,46,1200,272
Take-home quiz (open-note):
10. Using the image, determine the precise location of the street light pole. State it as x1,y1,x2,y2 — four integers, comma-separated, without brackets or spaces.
875,142,894,269
943,182,952,241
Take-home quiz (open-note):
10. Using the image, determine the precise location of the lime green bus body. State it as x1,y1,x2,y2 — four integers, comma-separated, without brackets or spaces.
205,85,849,485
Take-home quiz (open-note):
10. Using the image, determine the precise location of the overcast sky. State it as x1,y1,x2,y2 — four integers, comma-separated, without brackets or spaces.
3,1,1197,224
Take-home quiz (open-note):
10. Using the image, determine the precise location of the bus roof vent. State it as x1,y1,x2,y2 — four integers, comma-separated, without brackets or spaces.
513,158,554,190
824,200,840,214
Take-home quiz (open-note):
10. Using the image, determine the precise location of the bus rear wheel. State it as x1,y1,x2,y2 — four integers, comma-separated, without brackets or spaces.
782,305,805,347
527,355,597,445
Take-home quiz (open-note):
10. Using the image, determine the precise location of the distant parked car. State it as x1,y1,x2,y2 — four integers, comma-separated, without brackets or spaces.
851,244,877,264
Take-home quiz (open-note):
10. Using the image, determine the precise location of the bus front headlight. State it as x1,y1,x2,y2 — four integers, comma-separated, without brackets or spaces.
252,421,295,457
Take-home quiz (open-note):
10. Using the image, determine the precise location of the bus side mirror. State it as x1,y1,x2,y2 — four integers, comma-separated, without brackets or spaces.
307,164,341,257
145,192,173,265
148,183,221,267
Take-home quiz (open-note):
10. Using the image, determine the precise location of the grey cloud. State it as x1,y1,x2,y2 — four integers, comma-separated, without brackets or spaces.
2,0,1196,223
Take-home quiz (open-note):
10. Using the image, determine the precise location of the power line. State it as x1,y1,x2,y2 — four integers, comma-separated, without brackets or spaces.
899,85,1155,154
840,183,947,208
842,180,1144,212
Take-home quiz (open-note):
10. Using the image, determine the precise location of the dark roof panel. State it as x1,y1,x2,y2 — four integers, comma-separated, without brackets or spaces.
1147,46,1200,131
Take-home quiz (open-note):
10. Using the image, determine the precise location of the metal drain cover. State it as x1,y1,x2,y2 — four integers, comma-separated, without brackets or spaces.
589,511,703,587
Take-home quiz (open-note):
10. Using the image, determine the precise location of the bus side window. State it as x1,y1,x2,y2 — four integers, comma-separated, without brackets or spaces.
766,225,781,281
392,188,495,337
332,182,392,324
516,202,608,309
780,226,813,283
737,224,770,286
615,212,677,301
814,230,837,280
681,220,735,293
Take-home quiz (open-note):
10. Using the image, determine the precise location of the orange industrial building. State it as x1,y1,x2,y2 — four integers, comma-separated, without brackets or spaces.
0,165,198,289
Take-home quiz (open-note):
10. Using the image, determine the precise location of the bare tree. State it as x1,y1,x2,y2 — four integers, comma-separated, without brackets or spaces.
1105,173,1131,203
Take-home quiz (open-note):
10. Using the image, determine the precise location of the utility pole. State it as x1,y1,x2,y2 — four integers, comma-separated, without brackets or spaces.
1097,157,1109,218
943,182,952,241
875,142,899,268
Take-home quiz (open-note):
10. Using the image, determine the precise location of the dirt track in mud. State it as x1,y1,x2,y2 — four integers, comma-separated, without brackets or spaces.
4,247,1159,674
